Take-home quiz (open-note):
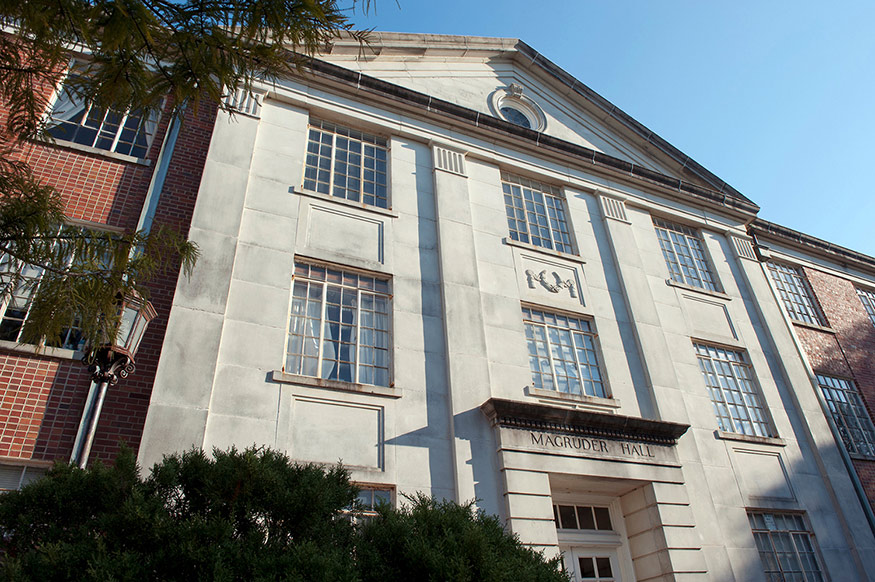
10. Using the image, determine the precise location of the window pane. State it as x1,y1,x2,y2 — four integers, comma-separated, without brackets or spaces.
767,263,824,325
523,308,605,398
748,512,825,582
695,343,773,437
287,261,390,386
502,173,572,253
303,120,389,208
652,217,718,291
817,374,875,457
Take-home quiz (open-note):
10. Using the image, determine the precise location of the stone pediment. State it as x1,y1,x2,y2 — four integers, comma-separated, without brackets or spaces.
311,32,754,208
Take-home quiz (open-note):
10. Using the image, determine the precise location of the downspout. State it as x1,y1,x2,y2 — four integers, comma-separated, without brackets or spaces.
69,111,182,467
755,245,875,540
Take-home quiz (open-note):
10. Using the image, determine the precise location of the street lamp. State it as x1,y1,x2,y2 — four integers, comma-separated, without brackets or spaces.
72,293,156,468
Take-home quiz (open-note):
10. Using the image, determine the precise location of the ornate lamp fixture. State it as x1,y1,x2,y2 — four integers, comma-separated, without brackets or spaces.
73,293,156,468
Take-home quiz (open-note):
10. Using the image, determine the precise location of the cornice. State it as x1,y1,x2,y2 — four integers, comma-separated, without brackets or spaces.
299,57,760,219
480,398,689,446
749,218,875,276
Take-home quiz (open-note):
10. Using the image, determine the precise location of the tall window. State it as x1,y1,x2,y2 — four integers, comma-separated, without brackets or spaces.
46,63,158,158
303,120,389,209
748,512,825,582
694,343,773,437
502,173,573,253
286,262,390,387
857,288,875,327
817,374,875,457
767,263,825,326
523,307,605,398
652,218,718,291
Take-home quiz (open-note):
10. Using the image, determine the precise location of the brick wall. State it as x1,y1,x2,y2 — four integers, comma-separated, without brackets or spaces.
0,74,217,467
795,266,875,509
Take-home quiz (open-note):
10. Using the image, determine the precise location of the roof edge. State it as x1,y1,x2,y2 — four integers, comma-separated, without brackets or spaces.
749,218,875,274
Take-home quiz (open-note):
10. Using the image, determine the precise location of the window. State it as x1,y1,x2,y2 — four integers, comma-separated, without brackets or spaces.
499,105,532,129
553,504,613,531
574,556,615,581
817,374,875,457
652,218,718,291
303,120,389,209
767,263,825,326
857,288,875,327
694,343,773,437
503,173,573,253
356,486,393,515
0,464,47,492
46,63,158,158
0,249,83,351
286,262,390,387
748,512,825,582
523,307,605,398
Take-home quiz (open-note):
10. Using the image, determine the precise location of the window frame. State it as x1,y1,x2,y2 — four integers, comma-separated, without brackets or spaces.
502,172,575,254
522,306,607,399
652,217,720,292
748,511,826,582
767,262,826,326
856,287,875,327
816,374,875,458
0,226,99,352
45,60,160,159
285,260,392,388
301,119,390,209
694,342,775,438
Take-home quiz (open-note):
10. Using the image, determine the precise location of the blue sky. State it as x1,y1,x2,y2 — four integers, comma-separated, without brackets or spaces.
351,2,875,256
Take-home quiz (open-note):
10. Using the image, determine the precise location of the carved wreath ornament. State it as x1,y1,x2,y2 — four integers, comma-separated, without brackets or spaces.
525,269,577,298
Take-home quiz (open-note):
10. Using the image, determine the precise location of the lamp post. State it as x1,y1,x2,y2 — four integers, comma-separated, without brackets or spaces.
72,293,156,469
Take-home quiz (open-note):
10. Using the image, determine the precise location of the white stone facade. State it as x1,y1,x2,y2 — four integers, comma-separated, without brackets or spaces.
139,33,875,581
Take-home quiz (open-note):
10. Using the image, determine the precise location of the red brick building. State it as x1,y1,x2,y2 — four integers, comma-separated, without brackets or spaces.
750,218,875,515
0,61,216,489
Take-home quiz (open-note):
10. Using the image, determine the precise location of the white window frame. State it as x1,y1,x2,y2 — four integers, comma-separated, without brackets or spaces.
694,343,774,438
285,261,391,387
817,374,875,457
748,511,826,582
45,60,159,159
502,172,574,254
767,263,825,326
523,306,606,398
857,287,875,327
302,119,390,209
652,217,719,291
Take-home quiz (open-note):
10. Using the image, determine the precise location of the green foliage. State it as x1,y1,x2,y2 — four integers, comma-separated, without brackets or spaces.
0,449,568,582
0,447,360,581
0,171,199,354
355,494,570,582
